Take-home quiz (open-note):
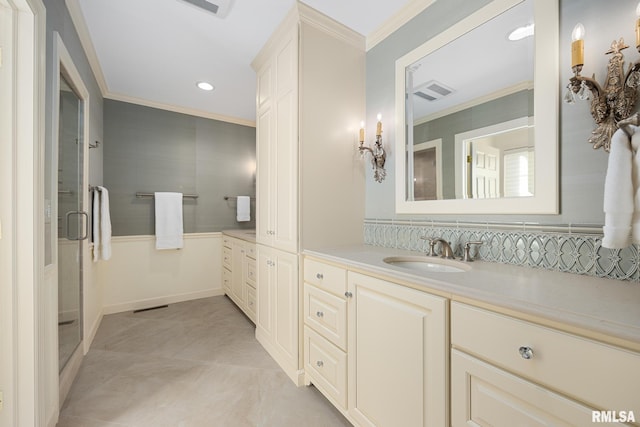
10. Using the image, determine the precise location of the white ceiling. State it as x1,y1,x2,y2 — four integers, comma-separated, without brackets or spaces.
68,0,422,126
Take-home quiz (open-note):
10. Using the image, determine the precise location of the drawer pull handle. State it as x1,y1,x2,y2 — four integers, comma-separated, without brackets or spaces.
316,360,324,368
519,346,534,360
344,291,353,298
316,311,324,318
316,273,324,279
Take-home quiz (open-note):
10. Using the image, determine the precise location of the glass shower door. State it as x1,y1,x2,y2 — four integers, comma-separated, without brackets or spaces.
58,74,85,371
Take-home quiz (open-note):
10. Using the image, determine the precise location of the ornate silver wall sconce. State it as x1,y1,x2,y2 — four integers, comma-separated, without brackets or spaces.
358,114,386,183
564,16,640,152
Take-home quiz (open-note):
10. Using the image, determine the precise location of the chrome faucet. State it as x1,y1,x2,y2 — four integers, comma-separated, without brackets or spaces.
421,237,456,259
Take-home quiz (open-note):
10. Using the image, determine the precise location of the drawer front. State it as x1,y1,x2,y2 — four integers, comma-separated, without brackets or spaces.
222,236,232,249
246,286,256,323
452,302,640,416
222,268,231,292
451,349,602,427
222,246,232,269
304,284,347,350
247,244,256,259
304,258,347,297
246,258,257,287
304,326,347,410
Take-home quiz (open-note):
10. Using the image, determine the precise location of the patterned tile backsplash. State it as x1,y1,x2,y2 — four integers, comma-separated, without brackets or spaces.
363,219,640,282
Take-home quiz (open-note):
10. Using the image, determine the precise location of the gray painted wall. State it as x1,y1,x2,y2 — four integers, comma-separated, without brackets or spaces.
365,0,633,225
104,100,256,236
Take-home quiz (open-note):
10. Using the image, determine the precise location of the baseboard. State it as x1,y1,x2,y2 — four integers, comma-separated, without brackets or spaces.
102,288,225,315
255,327,304,386
84,310,103,354
59,343,84,408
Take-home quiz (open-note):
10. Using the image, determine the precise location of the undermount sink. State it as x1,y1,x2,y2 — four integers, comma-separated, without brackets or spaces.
383,256,471,273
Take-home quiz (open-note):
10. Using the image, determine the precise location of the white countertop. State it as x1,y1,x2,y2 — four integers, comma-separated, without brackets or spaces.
304,245,640,349
222,229,256,243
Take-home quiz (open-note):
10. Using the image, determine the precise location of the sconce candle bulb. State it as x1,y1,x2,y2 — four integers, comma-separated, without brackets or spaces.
571,23,585,70
636,2,640,48
376,114,382,136
359,121,365,142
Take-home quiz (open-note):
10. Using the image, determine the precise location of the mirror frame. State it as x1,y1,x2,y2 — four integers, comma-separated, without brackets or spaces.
394,0,558,215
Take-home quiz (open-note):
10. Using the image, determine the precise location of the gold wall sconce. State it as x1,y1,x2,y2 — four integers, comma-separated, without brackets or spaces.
564,6,640,152
358,114,386,183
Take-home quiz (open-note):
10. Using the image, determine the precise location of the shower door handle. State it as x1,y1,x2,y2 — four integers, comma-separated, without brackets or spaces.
65,211,89,241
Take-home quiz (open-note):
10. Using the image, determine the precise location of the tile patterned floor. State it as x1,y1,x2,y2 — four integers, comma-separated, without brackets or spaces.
57,296,351,427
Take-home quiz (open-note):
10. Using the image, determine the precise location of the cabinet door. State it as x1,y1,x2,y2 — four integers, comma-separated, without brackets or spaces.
272,34,298,253
256,245,300,381
451,349,606,427
256,103,273,246
256,245,275,339
231,241,246,306
347,272,448,427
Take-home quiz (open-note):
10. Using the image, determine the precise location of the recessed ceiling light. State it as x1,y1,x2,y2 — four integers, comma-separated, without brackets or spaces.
508,23,534,41
197,81,215,91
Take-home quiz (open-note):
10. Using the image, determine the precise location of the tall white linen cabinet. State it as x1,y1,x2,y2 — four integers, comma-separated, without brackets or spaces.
251,2,366,384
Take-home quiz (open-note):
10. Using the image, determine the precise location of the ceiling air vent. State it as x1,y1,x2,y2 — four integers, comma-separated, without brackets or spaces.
178,0,233,19
414,80,455,102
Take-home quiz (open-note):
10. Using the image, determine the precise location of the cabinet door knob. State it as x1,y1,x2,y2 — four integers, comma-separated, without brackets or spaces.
519,346,534,360
344,291,353,298
316,311,324,318
316,360,324,368
316,273,324,279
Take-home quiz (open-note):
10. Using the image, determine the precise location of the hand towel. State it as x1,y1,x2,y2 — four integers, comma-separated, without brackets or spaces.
92,186,112,261
93,188,100,262
602,127,638,248
155,192,184,250
98,186,112,260
236,196,250,222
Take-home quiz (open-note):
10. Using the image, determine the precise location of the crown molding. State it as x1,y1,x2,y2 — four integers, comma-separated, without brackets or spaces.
366,0,437,51
104,91,256,127
298,2,365,51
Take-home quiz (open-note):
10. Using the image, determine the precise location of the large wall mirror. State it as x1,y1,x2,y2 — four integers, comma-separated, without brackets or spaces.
395,0,558,214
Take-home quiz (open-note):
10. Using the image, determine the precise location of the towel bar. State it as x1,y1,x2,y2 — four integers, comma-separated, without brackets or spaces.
224,196,255,200
136,192,198,199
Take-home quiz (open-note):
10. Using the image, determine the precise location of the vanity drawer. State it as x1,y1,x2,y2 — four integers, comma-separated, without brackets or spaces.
304,326,347,410
222,235,232,249
451,302,640,415
246,245,256,259
222,267,231,292
246,258,256,287
246,286,256,322
222,246,232,269
304,258,347,296
304,284,347,350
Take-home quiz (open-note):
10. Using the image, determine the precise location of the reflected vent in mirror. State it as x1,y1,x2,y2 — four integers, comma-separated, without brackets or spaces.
414,80,455,102
177,0,233,18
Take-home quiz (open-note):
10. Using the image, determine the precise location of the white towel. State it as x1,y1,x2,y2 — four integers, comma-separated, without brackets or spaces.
602,127,640,248
155,192,184,250
236,196,251,222
92,186,112,261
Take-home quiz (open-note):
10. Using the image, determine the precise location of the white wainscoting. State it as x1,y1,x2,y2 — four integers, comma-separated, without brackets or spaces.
102,232,223,314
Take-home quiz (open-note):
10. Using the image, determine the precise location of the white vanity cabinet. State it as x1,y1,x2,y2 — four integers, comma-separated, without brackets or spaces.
347,272,448,427
221,234,256,323
451,302,640,426
251,2,365,384
302,257,448,426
